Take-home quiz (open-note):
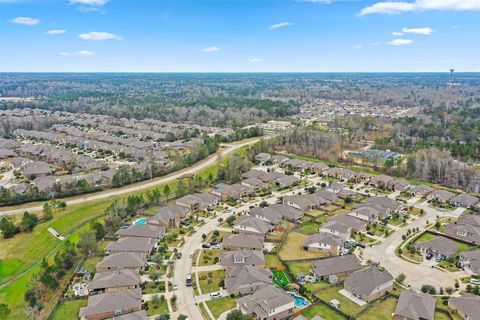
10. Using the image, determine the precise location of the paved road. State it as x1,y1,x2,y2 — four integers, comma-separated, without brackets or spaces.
362,201,465,290
0,138,260,216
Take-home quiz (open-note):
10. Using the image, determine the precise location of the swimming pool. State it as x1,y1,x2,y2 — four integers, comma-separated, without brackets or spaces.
289,292,310,308
133,218,146,225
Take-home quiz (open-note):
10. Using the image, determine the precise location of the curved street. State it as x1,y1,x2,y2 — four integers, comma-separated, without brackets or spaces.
0,138,260,216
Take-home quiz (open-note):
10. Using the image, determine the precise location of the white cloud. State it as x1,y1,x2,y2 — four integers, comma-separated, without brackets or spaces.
10,17,39,26
59,52,70,56
392,31,404,35
268,21,293,30
69,0,107,6
201,46,220,53
360,0,480,15
353,44,363,49
248,57,262,63
46,29,66,35
388,38,415,46
402,27,434,35
79,31,122,40
75,50,94,56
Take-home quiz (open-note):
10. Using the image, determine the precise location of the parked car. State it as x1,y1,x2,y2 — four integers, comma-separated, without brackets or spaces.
210,292,221,299
176,252,182,259
202,243,211,249
470,278,480,285
425,253,433,260
173,282,178,290
367,231,375,236
435,256,445,262
357,243,366,249
186,275,192,287
190,253,194,258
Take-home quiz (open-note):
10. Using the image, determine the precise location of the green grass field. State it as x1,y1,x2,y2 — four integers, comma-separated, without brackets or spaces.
51,299,87,320
197,270,225,294
272,269,290,287
205,296,237,319
357,297,397,320
301,303,347,320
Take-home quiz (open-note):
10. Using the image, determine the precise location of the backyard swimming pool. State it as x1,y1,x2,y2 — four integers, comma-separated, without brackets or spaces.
289,292,310,308
133,218,146,225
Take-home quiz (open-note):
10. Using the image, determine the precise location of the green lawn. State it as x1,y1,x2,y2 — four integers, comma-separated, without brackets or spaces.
205,296,237,319
298,222,320,235
301,303,347,320
82,255,104,273
272,269,290,287
51,299,87,320
198,249,223,266
286,261,312,275
265,254,283,269
197,270,225,294
146,297,169,316
304,280,331,293
352,232,377,244
357,297,397,320
315,215,329,224
414,232,437,244
318,285,365,316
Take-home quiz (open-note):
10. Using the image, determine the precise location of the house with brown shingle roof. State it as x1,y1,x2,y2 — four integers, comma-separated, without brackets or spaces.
449,294,480,320
222,234,264,251
393,289,435,320
303,232,343,255
88,269,140,293
116,224,165,240
79,288,142,320
344,266,393,302
237,285,295,320
219,249,265,268
233,215,272,236
312,255,363,280
96,252,147,272
104,237,156,255
225,265,272,295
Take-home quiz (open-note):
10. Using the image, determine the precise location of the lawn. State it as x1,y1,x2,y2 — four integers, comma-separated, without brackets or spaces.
51,299,87,320
301,303,347,320
414,232,437,244
315,215,329,224
438,259,461,272
304,280,331,293
205,296,237,319
318,285,365,316
298,222,320,235
265,254,283,269
357,297,397,320
351,232,377,244
401,251,423,263
197,270,225,294
272,269,290,287
307,209,326,217
198,249,223,266
81,255,104,273
366,223,392,237
286,261,312,276
146,296,169,316
279,232,328,261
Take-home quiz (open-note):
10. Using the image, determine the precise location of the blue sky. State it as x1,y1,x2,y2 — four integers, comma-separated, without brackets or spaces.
1,0,479,72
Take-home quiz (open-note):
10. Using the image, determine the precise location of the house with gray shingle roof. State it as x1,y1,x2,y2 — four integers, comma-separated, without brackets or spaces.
96,252,146,272
79,288,142,320
242,178,268,191
394,289,435,320
255,153,271,164
32,175,56,193
219,249,265,268
344,266,393,302
408,185,434,197
328,214,367,232
116,224,165,240
21,160,54,178
460,250,480,276
369,175,394,188
312,255,363,280
449,193,479,209
233,216,272,236
225,265,272,295
237,285,295,320
303,232,343,255
449,295,480,320
387,179,411,192
222,234,264,251
242,169,267,180
445,213,480,244
113,310,148,320
175,192,219,211
318,220,352,241
88,269,140,293
415,236,459,259
148,205,189,228
104,237,156,255
427,189,456,203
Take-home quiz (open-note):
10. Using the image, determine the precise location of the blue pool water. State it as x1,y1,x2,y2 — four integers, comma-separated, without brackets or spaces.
289,293,310,308
134,218,146,225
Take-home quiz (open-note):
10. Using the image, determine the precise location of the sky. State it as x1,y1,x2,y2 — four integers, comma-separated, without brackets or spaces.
0,0,479,72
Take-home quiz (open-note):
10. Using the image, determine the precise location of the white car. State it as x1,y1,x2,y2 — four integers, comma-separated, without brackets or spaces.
470,278,480,285
173,282,178,290
210,291,221,299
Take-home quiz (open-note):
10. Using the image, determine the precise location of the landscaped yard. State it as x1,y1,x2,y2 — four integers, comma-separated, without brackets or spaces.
286,261,312,275
366,223,392,237
301,302,347,320
197,270,225,294
351,232,377,244
304,280,331,293
205,296,237,319
51,299,87,320
81,255,104,273
307,209,326,217
318,285,365,316
198,249,222,266
357,297,397,320
414,232,437,244
146,296,169,316
265,254,283,269
279,232,328,261
438,259,461,272
272,269,290,287
298,222,320,235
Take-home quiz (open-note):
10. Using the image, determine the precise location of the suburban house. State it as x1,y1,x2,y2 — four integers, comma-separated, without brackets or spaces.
219,249,265,268
104,237,156,255
449,193,479,209
311,255,363,280
344,266,394,302
88,269,140,293
387,179,410,192
275,175,300,188
222,234,264,251
415,236,459,259
408,185,434,197
255,153,271,164
225,265,272,295
32,175,56,193
116,224,165,240
328,214,367,232
311,163,329,174
250,207,282,226
242,178,268,191
96,252,147,272
233,216,272,236
366,196,403,213
352,172,373,184
348,205,387,222
460,250,480,275
303,232,343,255
318,220,352,241
211,184,253,200
393,289,435,320
251,204,304,225
237,285,296,320
283,194,327,211
21,160,54,178
327,182,346,193
445,214,480,244
369,175,394,188
79,288,142,320
175,193,219,211
147,205,189,228
242,169,267,180
448,295,480,320
427,190,456,203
